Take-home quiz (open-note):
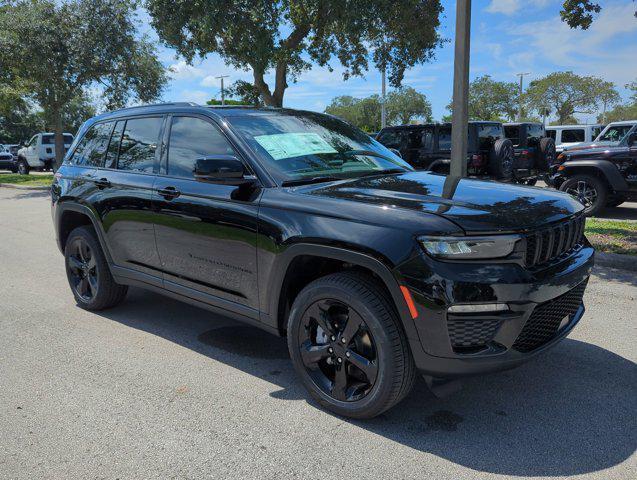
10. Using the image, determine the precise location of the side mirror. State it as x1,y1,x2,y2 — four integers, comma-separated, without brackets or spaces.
194,155,255,186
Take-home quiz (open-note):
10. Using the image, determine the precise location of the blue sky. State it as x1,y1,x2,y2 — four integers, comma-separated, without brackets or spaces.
145,0,637,122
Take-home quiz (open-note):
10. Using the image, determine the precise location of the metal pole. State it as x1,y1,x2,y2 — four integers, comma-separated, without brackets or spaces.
516,72,530,121
381,67,387,129
215,75,229,106
450,0,471,178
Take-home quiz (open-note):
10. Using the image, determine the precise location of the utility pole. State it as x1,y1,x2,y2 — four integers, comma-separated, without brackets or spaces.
215,75,229,106
450,0,471,178
516,72,530,121
381,67,387,129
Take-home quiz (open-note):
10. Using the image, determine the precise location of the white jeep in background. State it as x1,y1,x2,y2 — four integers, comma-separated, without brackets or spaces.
545,124,604,152
16,132,74,174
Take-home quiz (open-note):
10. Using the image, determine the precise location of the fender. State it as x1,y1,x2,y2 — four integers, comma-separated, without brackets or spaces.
55,200,114,265
560,159,629,192
263,243,421,347
428,159,450,173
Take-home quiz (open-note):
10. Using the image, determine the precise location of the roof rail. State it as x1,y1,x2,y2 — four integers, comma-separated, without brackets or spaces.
107,102,199,114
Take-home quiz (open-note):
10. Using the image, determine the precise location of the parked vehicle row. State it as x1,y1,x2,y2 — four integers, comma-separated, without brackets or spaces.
0,144,16,172
546,124,604,152
14,132,74,174
52,103,593,418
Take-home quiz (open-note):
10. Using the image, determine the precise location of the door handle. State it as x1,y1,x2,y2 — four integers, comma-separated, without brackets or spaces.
93,178,111,189
157,186,181,199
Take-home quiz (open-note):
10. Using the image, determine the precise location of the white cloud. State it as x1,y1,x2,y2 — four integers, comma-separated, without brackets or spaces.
200,75,220,88
168,60,205,80
178,89,211,105
485,0,550,16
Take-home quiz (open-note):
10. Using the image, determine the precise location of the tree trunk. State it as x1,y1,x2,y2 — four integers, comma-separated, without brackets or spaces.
53,110,65,171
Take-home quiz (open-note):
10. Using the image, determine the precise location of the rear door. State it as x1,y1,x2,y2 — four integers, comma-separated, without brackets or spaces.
91,116,165,280
152,114,260,314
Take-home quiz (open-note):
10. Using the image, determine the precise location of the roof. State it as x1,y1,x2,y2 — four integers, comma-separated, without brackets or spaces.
503,122,544,127
380,120,502,131
545,124,603,129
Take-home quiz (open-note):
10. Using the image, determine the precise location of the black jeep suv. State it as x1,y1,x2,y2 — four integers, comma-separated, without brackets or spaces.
51,104,594,418
504,122,557,185
376,121,516,180
549,125,637,216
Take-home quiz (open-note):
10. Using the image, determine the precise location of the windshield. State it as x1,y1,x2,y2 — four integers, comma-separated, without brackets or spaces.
227,111,413,182
596,125,634,143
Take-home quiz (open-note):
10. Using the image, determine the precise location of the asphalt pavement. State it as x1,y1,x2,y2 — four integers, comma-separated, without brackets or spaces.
0,187,636,479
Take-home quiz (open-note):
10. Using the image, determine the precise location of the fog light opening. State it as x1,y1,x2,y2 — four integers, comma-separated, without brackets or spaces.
448,303,510,314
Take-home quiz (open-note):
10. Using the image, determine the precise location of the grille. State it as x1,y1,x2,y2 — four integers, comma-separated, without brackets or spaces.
512,279,588,353
447,317,503,353
525,215,586,268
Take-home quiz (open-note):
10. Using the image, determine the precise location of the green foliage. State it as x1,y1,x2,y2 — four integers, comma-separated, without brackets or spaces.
560,0,602,29
325,87,431,131
0,0,167,163
206,99,249,106
446,75,518,121
526,71,620,125
146,0,444,107
225,80,265,107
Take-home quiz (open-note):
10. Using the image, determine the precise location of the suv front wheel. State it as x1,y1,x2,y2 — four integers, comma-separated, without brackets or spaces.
560,174,608,216
287,272,415,418
64,226,128,310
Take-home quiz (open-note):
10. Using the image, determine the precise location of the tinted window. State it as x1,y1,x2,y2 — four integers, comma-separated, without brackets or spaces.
527,124,544,139
376,130,402,149
117,117,162,172
591,126,603,140
69,122,113,167
546,129,557,140
504,125,521,146
167,117,236,178
104,121,125,169
598,125,633,143
477,124,503,149
561,129,585,143
421,128,434,150
438,126,451,150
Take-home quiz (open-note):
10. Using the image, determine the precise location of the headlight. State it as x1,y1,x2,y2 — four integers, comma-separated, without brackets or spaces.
419,235,521,260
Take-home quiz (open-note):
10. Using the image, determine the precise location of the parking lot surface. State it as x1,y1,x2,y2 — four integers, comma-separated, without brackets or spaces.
1,187,636,479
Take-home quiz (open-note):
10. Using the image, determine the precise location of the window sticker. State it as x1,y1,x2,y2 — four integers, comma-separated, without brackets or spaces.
254,133,338,160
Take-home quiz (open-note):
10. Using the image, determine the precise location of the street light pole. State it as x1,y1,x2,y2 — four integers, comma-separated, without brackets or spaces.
216,75,229,106
516,72,530,121
381,67,387,129
450,0,471,178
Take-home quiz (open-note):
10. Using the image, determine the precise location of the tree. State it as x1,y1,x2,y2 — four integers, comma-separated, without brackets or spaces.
446,75,518,121
600,79,637,123
325,95,381,132
225,80,265,107
561,1,637,29
385,87,432,125
147,0,444,107
525,71,619,125
0,0,167,166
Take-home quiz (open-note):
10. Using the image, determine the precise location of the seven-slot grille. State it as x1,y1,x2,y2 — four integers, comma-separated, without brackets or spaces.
512,279,588,353
525,215,586,268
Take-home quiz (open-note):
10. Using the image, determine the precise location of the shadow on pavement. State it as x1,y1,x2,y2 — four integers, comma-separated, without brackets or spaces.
592,265,637,287
593,204,637,221
96,287,637,477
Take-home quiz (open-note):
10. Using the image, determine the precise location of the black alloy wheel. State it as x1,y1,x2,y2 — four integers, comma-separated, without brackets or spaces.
67,236,99,302
560,174,608,216
298,299,378,402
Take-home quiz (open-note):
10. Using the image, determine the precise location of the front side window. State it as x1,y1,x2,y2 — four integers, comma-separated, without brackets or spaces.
597,125,633,143
438,126,451,150
561,129,585,143
228,111,412,181
376,130,402,149
69,122,113,167
167,117,236,178
546,129,557,140
591,126,603,140
117,117,163,172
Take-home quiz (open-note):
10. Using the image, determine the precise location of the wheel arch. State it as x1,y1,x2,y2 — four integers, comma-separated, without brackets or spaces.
559,160,629,193
265,244,418,342
56,202,114,265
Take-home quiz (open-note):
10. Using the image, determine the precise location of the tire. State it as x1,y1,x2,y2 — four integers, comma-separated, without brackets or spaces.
536,137,557,171
488,138,514,179
64,226,128,310
287,271,415,419
17,159,30,175
559,174,608,216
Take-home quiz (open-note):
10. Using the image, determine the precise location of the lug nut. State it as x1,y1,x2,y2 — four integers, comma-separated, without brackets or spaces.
328,347,333,354
337,357,343,364
330,335,336,341
345,351,351,358
341,338,347,344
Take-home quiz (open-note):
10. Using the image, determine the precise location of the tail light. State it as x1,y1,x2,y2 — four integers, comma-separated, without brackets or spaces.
470,154,485,167
520,150,530,161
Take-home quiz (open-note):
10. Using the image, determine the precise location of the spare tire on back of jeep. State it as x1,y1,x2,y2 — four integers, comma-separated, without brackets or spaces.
535,137,557,171
488,138,514,179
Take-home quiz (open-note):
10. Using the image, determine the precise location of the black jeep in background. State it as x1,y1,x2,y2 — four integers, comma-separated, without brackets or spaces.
376,122,517,180
549,127,637,215
503,122,556,185
52,104,593,418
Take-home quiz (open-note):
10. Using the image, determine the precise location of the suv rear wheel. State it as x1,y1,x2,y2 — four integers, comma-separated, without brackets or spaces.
64,226,128,310
488,138,514,179
560,174,608,216
17,159,29,175
287,272,415,419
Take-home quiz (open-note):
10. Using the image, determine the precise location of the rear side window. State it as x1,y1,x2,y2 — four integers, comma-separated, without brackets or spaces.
42,135,54,144
477,124,503,149
561,129,585,143
117,117,163,172
438,127,451,150
167,116,236,178
546,129,557,140
592,126,603,140
69,122,114,167
104,121,125,169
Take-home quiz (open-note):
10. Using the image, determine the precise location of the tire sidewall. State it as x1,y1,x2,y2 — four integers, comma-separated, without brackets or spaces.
560,174,608,216
287,280,400,417
64,227,105,309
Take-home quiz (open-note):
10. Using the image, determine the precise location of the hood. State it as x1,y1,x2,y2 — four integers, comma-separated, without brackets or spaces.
563,141,616,152
303,172,583,233
562,144,626,159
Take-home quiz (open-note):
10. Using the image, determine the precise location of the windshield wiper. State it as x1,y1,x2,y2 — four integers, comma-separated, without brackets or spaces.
342,149,396,162
281,176,344,187
358,168,406,177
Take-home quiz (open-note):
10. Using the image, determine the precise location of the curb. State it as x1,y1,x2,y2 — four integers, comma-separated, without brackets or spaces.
0,183,50,191
595,252,637,272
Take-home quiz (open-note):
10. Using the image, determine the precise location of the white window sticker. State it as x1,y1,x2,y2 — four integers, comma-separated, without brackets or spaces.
254,133,338,160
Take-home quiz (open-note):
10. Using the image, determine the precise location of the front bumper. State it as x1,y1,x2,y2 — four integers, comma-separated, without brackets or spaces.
394,244,594,377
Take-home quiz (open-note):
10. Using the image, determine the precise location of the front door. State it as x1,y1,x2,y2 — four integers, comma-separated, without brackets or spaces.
152,115,260,315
